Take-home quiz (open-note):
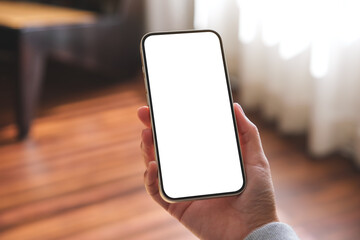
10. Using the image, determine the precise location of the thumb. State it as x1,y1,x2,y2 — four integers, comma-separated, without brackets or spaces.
233,103,265,164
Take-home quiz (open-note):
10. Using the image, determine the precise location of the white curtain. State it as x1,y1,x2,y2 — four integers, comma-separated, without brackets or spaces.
145,0,360,166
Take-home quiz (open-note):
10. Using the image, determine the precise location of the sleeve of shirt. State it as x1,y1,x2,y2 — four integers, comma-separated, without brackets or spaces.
244,222,300,240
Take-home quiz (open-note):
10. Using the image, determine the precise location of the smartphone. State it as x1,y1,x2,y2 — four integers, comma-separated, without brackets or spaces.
140,30,245,202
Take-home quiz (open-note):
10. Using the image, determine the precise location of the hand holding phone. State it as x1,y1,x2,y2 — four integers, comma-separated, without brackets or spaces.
138,103,280,239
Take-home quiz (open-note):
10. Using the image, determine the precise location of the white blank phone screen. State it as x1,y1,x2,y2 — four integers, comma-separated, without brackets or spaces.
143,31,244,199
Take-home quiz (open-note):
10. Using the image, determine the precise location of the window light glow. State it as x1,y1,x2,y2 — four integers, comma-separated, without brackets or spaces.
194,0,360,78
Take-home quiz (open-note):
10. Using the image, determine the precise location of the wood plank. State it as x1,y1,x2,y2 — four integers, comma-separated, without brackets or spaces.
0,191,153,240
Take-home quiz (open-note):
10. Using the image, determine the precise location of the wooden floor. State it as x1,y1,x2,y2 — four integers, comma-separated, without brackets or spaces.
0,63,359,240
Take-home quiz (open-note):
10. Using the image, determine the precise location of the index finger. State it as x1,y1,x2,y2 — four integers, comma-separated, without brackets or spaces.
137,106,151,128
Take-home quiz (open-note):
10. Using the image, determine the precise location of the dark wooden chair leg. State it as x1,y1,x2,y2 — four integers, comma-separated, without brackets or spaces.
14,40,45,139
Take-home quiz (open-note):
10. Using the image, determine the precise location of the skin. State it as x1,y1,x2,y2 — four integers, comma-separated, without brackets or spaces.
138,103,279,240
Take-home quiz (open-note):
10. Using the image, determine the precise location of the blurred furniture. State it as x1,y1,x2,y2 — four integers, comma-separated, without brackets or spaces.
0,0,144,139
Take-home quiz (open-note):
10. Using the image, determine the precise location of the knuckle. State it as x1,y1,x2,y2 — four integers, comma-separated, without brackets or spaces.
141,129,147,139
250,123,259,135
143,169,148,180
256,153,270,170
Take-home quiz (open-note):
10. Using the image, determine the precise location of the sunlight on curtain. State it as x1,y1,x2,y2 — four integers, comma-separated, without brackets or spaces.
234,0,360,164
145,0,360,165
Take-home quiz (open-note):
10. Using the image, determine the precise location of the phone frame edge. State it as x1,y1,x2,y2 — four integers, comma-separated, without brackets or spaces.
140,29,247,203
